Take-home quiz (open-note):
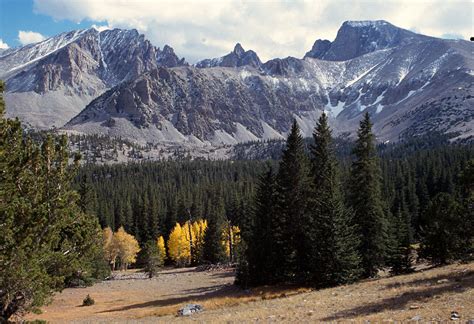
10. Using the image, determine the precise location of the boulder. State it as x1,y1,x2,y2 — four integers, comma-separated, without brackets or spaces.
178,304,203,316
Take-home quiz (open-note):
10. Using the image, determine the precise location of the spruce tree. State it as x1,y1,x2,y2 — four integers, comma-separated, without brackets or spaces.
387,208,414,274
348,112,388,278
239,165,277,286
143,240,163,278
309,113,361,285
273,120,310,282
420,192,464,265
459,160,474,260
202,197,226,264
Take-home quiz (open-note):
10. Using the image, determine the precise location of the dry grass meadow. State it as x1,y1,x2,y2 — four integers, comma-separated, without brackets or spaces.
24,262,474,323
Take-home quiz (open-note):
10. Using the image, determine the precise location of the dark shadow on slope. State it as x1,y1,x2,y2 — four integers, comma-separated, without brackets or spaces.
181,283,236,295
209,270,236,279
158,268,199,275
322,270,473,321
384,269,474,290
96,284,239,314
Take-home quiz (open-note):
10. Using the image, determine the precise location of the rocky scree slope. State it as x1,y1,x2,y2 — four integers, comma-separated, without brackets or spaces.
0,27,186,128
66,21,474,144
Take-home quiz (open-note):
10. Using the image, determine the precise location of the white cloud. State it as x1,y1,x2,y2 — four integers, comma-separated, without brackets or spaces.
18,30,46,45
0,39,9,49
33,0,473,63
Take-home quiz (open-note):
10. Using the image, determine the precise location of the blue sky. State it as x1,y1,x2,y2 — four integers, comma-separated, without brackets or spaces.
0,0,104,47
0,0,471,62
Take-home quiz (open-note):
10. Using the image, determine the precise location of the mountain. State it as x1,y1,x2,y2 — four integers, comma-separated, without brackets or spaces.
0,28,186,128
195,43,262,69
305,20,432,61
3,21,473,148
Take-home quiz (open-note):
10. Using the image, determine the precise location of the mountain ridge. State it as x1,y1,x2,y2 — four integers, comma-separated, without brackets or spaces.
1,27,186,128
2,20,473,146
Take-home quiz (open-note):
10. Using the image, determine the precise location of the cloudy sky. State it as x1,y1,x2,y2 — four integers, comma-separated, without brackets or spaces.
0,0,472,62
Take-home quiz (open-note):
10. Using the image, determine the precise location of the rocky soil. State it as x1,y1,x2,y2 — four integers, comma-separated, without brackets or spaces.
24,262,474,323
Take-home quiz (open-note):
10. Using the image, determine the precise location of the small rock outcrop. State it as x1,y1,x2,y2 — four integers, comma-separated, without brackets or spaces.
178,304,203,316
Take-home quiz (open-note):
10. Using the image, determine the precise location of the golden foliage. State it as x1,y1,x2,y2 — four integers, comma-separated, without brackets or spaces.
102,226,140,270
114,226,140,268
103,227,119,268
156,236,166,261
167,223,190,266
167,219,208,265
223,225,241,260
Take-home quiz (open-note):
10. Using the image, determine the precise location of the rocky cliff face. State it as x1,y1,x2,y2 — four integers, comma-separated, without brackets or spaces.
195,43,262,69
305,20,432,61
2,21,473,144
66,34,473,144
0,28,186,128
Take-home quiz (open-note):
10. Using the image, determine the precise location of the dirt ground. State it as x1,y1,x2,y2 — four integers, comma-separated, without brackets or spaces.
25,262,474,323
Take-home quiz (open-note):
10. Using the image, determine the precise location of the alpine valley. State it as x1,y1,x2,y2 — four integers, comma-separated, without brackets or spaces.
1,20,473,159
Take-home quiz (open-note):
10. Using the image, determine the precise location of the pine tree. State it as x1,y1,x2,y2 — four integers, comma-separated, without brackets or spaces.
202,197,226,264
420,193,464,265
309,112,362,285
273,120,310,282
239,165,277,286
387,208,414,274
0,81,104,321
164,197,178,240
77,175,96,214
143,240,162,278
348,112,388,278
458,161,474,259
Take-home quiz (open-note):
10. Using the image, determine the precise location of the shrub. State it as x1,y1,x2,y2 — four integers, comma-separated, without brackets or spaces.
82,295,95,306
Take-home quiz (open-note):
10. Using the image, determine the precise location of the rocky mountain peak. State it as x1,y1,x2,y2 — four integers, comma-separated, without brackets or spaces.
195,43,261,69
233,43,245,56
305,20,431,61
3,21,472,145
157,45,187,67
342,20,390,28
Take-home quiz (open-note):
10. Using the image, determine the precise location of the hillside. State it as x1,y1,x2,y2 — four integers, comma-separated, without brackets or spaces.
24,262,474,322
2,20,472,146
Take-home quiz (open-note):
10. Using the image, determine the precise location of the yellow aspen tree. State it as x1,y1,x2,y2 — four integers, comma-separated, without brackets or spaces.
114,226,140,270
192,219,207,247
167,223,190,266
182,220,193,259
191,219,207,263
156,236,166,265
223,225,241,262
103,227,119,270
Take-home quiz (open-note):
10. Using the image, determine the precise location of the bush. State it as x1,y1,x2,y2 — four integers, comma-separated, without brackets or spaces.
82,295,95,306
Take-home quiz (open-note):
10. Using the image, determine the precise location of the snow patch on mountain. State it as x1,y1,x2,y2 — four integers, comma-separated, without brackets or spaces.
345,20,389,28
327,99,345,117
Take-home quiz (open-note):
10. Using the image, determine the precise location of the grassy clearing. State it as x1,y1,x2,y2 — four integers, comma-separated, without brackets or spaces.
25,262,474,323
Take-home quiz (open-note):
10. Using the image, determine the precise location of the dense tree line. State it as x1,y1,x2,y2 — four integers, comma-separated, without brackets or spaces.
76,133,472,250
75,160,263,244
237,113,473,287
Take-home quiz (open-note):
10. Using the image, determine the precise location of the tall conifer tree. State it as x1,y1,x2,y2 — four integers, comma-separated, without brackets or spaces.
240,165,277,286
202,196,226,264
348,112,388,278
309,112,361,285
273,120,310,281
387,207,414,274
